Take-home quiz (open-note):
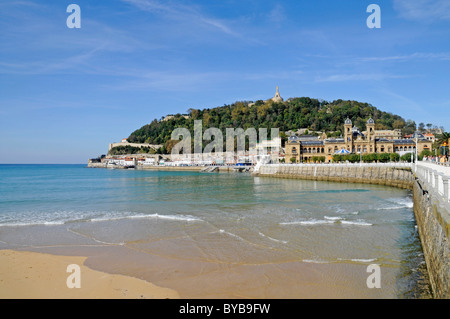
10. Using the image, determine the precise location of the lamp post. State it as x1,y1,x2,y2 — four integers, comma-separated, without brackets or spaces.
442,142,448,156
415,137,418,172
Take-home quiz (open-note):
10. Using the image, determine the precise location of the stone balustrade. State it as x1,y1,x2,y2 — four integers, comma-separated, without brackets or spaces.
415,161,450,204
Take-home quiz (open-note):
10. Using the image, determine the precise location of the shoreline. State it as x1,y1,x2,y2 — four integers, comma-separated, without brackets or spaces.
0,249,180,299
86,163,240,172
0,165,432,299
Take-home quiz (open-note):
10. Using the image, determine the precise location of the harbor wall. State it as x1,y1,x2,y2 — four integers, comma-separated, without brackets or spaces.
413,179,450,298
256,163,449,298
256,163,414,189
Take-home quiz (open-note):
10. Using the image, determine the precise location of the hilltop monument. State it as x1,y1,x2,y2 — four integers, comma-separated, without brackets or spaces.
271,86,284,102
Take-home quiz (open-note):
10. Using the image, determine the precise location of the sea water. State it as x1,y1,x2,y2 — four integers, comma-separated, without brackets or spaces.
0,164,431,298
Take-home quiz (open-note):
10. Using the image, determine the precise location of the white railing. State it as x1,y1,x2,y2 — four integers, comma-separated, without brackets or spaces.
269,162,413,168
421,159,450,168
415,162,450,204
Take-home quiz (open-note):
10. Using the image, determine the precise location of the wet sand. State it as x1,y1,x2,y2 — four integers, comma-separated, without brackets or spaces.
0,247,388,299
0,249,179,299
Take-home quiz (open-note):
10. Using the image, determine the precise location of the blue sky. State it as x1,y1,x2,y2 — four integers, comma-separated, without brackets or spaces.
1,0,450,163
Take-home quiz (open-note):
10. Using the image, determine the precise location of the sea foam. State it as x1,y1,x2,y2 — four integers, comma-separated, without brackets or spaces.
280,218,372,226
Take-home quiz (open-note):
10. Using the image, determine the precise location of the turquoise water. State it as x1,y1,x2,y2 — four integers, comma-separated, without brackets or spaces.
0,164,431,298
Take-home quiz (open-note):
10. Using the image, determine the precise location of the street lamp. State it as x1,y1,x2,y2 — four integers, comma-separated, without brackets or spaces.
415,136,418,172
441,142,448,156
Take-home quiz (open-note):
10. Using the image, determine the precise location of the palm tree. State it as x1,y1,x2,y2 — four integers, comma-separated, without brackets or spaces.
437,132,450,145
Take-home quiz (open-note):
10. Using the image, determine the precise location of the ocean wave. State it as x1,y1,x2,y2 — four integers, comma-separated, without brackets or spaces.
338,258,377,263
340,220,373,226
219,229,245,241
302,259,329,264
0,220,66,227
280,219,335,226
324,216,343,221
0,211,203,227
280,218,372,227
303,257,377,264
377,206,412,211
258,231,288,244
90,213,202,223
378,198,414,210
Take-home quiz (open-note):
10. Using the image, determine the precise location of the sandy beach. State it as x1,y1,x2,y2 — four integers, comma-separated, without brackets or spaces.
0,249,180,299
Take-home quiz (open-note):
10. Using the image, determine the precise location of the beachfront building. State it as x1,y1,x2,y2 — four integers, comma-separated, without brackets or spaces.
252,136,282,163
285,118,432,163
108,140,162,152
374,129,402,140
423,133,436,143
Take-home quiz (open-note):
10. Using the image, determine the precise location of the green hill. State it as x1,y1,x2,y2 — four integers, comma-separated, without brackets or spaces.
121,97,417,155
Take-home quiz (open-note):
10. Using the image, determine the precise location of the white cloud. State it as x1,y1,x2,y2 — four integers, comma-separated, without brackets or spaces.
359,52,450,62
393,0,450,21
314,73,408,83
268,4,286,24
122,0,239,36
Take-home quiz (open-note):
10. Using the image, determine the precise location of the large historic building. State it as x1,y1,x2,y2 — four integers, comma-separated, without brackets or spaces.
285,118,432,163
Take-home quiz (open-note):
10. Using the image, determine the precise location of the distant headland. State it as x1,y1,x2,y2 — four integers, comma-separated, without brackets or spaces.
89,87,445,166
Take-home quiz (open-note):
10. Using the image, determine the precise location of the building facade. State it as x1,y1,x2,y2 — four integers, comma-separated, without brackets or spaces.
285,118,431,163
374,129,402,140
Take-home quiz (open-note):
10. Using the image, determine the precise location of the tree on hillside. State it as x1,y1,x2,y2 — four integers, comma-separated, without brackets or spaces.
402,120,417,136
418,122,425,132
125,98,426,155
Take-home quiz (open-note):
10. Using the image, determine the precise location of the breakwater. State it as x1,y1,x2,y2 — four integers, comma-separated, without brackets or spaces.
256,162,450,298
256,163,414,189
